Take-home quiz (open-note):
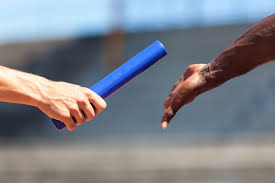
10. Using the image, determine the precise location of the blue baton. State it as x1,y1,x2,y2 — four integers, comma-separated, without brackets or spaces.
52,40,167,130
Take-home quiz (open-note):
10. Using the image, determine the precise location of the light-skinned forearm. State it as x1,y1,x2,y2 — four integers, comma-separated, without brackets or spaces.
0,65,48,107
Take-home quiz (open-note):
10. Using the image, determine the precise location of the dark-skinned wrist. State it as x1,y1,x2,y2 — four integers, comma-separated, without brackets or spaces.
200,62,232,91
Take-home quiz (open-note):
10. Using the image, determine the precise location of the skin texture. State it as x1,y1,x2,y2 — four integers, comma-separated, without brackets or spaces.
161,14,275,130
0,66,106,131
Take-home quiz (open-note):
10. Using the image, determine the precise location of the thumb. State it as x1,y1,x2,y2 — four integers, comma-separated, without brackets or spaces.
161,85,193,130
161,105,176,130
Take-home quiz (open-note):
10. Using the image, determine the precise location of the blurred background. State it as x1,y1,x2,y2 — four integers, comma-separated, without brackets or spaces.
0,0,275,182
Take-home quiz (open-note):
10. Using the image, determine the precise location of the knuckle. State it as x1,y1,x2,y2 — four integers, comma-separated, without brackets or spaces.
83,87,93,96
74,115,83,123
75,85,82,90
60,115,71,124
77,98,87,106
98,100,107,110
85,108,95,121
64,116,71,122
70,106,79,113
163,102,169,110
90,113,96,120
187,65,193,69
79,114,86,123
185,65,195,74
86,116,93,121
85,110,95,121
188,64,196,70
179,75,184,81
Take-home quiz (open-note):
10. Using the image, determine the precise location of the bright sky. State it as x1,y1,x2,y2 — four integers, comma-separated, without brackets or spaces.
0,0,274,42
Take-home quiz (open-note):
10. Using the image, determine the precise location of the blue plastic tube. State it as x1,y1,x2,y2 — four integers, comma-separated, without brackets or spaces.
52,40,167,130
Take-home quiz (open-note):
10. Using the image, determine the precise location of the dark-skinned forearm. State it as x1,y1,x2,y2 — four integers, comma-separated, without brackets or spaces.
203,14,275,88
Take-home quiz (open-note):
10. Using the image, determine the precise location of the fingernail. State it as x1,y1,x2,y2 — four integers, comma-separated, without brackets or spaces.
161,121,168,130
